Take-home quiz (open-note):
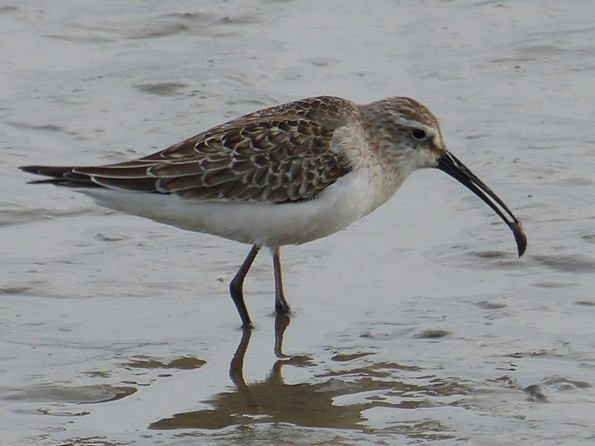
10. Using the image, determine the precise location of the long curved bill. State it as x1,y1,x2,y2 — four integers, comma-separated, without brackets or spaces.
436,150,527,257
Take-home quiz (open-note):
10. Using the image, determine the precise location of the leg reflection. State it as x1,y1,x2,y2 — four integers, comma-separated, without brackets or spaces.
274,313,291,358
229,325,256,407
230,313,294,408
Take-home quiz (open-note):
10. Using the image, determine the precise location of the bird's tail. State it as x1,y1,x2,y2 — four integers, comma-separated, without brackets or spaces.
20,165,98,187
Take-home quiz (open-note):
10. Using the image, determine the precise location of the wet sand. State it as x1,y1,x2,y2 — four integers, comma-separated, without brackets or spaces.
2,1,595,444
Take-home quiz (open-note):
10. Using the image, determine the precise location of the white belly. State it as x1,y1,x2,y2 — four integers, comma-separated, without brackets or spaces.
81,167,396,247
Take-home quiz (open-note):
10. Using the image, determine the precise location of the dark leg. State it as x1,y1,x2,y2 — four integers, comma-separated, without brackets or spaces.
272,247,291,314
230,244,261,329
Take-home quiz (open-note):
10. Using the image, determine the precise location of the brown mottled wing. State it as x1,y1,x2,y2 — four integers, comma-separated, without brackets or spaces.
24,96,355,204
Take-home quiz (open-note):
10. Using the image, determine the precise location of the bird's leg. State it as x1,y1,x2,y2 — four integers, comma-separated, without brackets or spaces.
230,244,261,329
272,247,291,314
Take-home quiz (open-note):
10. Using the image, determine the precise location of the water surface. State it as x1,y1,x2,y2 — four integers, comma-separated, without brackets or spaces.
2,1,595,444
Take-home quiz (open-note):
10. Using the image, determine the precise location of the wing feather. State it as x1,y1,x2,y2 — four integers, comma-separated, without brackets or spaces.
21,96,357,203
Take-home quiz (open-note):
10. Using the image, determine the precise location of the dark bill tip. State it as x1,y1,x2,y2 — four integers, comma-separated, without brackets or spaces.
511,221,527,257
436,151,527,257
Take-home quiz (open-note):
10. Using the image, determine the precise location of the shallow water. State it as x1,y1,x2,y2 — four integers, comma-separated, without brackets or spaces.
2,0,595,444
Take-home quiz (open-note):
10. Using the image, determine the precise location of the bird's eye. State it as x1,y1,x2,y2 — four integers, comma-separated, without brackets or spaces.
410,128,427,140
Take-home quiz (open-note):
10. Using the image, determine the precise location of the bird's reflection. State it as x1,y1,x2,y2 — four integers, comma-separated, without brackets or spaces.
149,314,375,430
227,314,307,410
149,315,467,432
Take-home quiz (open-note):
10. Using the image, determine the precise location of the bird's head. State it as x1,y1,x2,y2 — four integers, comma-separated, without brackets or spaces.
362,97,527,257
